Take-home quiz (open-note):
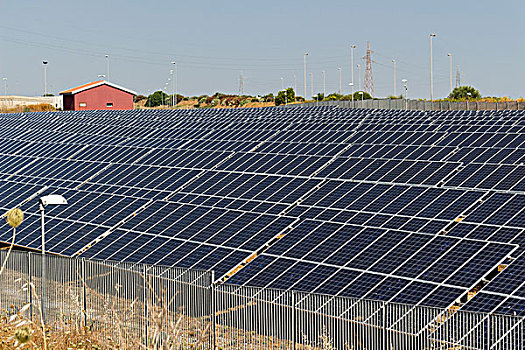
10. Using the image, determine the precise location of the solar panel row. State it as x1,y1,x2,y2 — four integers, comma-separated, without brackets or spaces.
0,107,522,322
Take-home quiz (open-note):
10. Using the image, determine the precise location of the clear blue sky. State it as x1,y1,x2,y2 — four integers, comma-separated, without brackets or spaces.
0,0,523,99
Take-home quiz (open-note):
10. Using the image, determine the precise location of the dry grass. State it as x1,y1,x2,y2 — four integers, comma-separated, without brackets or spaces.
1,104,56,113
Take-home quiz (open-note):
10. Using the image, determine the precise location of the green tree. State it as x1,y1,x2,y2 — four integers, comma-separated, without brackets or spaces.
314,93,324,101
352,91,372,100
146,91,169,107
275,88,295,106
448,86,481,100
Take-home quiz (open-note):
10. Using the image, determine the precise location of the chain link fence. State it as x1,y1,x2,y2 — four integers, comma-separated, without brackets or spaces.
1,249,523,349
285,99,525,111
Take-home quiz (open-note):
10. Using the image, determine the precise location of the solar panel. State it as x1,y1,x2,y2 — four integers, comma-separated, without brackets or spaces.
0,106,523,322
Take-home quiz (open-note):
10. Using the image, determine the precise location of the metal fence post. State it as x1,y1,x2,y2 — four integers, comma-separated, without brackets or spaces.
291,290,296,350
210,271,217,350
382,301,387,350
28,252,33,321
486,314,490,350
143,264,148,347
81,258,87,328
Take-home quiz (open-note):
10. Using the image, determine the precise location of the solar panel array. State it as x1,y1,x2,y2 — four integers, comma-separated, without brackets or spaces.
0,107,523,319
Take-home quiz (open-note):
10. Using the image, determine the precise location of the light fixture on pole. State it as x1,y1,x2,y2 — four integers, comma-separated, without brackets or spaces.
429,33,436,101
105,55,110,81
350,45,356,97
402,79,408,110
42,61,48,96
392,59,396,96
448,53,453,93
337,67,342,95
357,64,361,91
170,70,174,107
358,91,364,104
39,194,68,322
322,70,326,97
171,61,177,107
98,74,106,80
467,92,472,110
2,78,7,111
303,53,308,100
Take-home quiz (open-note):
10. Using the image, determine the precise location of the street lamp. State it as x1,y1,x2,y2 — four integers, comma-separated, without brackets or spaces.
402,79,408,110
429,33,436,101
303,53,308,100
105,55,110,81
42,61,48,96
337,67,342,95
98,74,106,80
350,45,356,97
39,194,67,322
357,64,361,91
392,59,396,96
2,78,7,111
358,91,364,108
467,92,472,110
171,61,177,108
448,53,453,93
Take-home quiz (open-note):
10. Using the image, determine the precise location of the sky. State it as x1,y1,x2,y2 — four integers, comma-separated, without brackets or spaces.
0,0,523,99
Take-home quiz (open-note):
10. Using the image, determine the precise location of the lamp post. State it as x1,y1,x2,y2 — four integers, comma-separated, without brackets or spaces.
448,53,453,93
357,64,361,91
337,67,342,95
402,79,408,110
42,61,48,96
392,59,396,96
358,91,364,109
171,61,177,108
467,92,471,110
39,194,67,322
322,70,326,97
350,45,356,97
303,53,308,100
429,33,436,101
2,78,7,111
105,55,110,81
170,70,174,107
348,83,354,108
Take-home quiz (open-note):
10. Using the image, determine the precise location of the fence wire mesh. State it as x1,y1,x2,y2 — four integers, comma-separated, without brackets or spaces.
0,250,523,349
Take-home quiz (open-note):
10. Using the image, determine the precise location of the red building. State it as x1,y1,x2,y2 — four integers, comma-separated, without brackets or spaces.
60,81,136,111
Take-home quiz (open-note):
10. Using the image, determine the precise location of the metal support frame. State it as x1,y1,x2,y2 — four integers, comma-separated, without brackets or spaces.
210,271,217,349
143,264,148,347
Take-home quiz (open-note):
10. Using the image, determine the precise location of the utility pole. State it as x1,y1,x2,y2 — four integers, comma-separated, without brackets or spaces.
448,53,453,93
171,61,177,107
303,53,308,99
42,61,48,96
338,67,342,95
322,70,326,96
430,33,436,100
392,59,396,96
105,55,110,81
357,64,361,91
351,45,356,97
170,70,174,107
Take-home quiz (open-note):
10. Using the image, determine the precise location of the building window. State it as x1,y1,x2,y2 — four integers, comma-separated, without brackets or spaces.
79,102,87,107
106,102,113,107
